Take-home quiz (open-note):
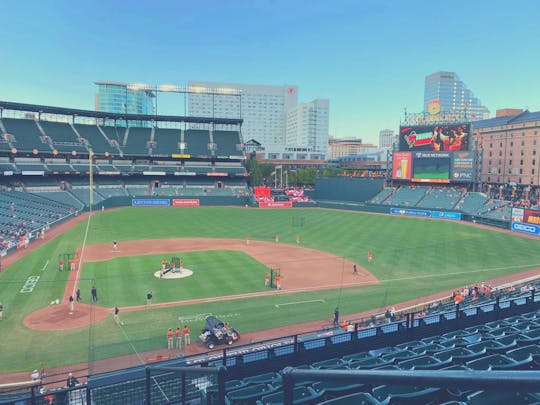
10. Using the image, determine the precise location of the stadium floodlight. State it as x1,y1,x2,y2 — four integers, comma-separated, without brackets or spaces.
127,83,150,91
158,84,180,92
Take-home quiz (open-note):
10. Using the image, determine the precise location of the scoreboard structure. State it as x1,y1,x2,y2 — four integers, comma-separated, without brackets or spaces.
393,123,475,184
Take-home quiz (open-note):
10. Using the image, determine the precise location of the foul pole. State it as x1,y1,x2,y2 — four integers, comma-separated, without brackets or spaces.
89,149,94,211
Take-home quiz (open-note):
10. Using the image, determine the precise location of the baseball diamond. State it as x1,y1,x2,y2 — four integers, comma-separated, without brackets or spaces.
1,206,540,382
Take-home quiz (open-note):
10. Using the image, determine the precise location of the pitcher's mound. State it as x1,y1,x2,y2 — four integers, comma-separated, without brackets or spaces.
154,269,193,279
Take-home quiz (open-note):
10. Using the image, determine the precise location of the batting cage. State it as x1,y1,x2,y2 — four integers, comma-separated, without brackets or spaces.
270,268,280,289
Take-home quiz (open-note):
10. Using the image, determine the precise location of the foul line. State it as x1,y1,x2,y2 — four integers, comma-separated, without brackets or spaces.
275,299,325,308
72,213,93,297
41,260,49,272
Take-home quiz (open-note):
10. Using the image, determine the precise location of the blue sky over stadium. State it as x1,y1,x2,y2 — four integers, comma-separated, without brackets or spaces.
2,0,539,143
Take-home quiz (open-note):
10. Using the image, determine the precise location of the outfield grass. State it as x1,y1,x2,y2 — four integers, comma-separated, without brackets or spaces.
1,207,540,373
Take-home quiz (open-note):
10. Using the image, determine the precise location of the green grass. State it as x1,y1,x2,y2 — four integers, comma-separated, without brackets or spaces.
1,206,540,372
79,251,268,307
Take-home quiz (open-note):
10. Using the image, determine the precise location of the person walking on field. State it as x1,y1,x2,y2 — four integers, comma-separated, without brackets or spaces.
353,264,358,275
167,328,174,349
265,273,270,287
183,325,190,345
91,286,98,302
367,252,373,263
146,291,153,307
333,307,340,327
69,295,74,313
276,274,281,290
76,288,81,302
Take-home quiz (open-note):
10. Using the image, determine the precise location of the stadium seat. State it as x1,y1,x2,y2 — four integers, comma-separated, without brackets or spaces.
465,354,518,370
466,340,513,355
411,343,448,355
398,355,450,370
243,372,281,385
311,380,366,400
371,384,440,404
225,383,278,405
349,357,393,369
434,347,485,364
466,390,540,405
312,358,347,369
317,392,383,405
342,352,375,363
202,379,247,404
256,386,323,405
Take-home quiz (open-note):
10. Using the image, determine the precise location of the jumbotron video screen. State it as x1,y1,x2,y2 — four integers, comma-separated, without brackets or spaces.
399,124,470,152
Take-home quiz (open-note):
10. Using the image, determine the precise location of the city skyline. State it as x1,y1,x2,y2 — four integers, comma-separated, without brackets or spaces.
2,0,539,145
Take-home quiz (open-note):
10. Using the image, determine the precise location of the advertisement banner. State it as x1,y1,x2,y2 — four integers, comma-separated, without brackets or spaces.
259,201,292,208
392,152,412,180
511,208,524,223
132,199,170,207
523,209,540,225
399,124,470,152
172,199,200,207
390,207,431,217
511,221,540,235
431,211,462,220
451,151,475,182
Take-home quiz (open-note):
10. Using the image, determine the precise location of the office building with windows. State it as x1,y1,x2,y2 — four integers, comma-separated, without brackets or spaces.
474,109,540,187
424,72,489,120
94,81,155,116
285,99,329,154
379,129,395,148
188,81,298,147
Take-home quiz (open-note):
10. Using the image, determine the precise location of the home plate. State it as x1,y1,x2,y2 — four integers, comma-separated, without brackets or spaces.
154,269,193,279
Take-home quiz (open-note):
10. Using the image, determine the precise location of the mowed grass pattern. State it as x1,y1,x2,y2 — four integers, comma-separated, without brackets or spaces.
1,206,540,372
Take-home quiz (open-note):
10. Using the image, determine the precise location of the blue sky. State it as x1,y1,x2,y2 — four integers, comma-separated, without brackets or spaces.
2,0,539,144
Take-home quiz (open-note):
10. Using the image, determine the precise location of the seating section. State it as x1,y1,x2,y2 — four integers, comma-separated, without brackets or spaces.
370,188,394,204
195,309,540,405
40,121,87,154
417,187,465,210
212,130,241,157
0,191,77,250
122,127,151,155
456,192,489,215
184,130,211,157
382,186,427,206
153,128,182,155
74,123,117,154
2,118,45,152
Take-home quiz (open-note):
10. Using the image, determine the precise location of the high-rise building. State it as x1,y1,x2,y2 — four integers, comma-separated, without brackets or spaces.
188,81,297,147
285,99,329,154
424,72,489,120
94,81,155,116
378,129,395,148
327,138,377,160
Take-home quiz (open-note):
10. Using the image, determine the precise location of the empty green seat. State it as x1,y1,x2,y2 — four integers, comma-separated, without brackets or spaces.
317,392,382,405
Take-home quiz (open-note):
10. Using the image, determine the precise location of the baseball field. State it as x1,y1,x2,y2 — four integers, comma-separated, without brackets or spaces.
1,206,540,375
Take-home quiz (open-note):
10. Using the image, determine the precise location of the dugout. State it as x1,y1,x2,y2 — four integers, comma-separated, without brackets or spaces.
315,177,384,203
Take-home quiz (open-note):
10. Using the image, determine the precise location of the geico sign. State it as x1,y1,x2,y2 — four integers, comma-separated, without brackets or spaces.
20,276,40,293
512,223,539,234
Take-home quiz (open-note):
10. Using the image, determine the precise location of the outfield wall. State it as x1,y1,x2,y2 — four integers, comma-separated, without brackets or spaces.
314,177,384,203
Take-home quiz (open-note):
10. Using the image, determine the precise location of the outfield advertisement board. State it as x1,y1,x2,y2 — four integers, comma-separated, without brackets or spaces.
451,151,475,182
259,201,292,208
390,207,461,220
392,152,412,180
399,124,470,152
132,198,171,207
390,208,431,217
172,199,200,207
511,221,540,235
